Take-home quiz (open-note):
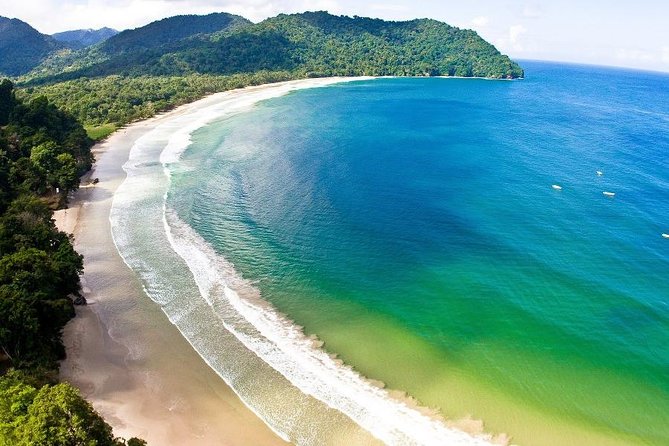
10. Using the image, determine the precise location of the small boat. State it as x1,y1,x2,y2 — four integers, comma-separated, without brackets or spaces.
662,233,669,239
603,191,615,197
596,171,603,176
552,184,562,190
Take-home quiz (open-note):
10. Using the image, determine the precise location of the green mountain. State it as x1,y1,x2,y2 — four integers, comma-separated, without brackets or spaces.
209,11,524,78
18,11,523,131
23,12,252,82
51,27,118,49
0,17,63,76
100,12,250,53
26,11,522,83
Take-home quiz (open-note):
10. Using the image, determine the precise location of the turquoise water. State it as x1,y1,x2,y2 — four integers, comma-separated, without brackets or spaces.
164,62,669,445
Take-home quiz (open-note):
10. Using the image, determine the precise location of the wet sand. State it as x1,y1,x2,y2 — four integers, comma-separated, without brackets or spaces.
52,84,333,445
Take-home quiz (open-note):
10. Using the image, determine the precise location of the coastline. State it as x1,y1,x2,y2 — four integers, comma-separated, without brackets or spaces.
52,68,667,446
53,117,287,444
55,77,383,445
55,76,508,446
53,81,340,444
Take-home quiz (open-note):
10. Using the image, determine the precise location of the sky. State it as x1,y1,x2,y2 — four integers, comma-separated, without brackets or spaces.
3,0,669,73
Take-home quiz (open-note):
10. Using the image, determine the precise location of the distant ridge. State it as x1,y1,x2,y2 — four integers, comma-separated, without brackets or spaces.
100,12,250,53
0,16,62,76
23,11,523,82
52,27,118,49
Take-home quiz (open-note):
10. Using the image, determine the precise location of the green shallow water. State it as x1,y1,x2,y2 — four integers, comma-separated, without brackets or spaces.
168,62,669,445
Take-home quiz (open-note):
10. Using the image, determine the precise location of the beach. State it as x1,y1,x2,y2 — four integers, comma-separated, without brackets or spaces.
54,79,363,445
50,68,668,446
54,117,285,445
54,77,504,446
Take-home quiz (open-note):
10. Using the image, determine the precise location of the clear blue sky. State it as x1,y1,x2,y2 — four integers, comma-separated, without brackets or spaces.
5,1,669,72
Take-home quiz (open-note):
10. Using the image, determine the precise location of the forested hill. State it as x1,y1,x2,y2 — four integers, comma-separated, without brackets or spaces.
16,11,523,136
100,12,250,53
0,17,63,76
226,12,524,79
25,11,522,83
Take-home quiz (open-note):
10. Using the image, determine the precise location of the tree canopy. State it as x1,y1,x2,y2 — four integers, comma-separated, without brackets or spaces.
0,81,92,208
0,80,143,446
25,11,522,84
0,371,145,446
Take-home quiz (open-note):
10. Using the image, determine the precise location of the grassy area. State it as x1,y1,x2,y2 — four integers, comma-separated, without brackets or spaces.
85,123,117,141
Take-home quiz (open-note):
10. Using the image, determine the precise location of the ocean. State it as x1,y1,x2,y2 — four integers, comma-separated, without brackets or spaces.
110,62,669,445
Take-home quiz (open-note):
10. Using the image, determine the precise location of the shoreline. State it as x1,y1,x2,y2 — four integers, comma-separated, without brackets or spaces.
55,76,504,446
53,81,352,444
54,130,286,444
52,69,664,444
55,77,379,445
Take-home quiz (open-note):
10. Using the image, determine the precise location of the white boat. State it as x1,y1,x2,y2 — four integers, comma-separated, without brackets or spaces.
552,184,562,190
603,191,615,197
596,170,603,176
662,233,669,239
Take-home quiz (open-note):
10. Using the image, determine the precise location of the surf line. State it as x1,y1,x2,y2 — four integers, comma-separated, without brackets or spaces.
153,82,501,446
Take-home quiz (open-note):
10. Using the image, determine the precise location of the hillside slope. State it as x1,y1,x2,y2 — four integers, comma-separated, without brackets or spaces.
21,12,523,130
26,11,522,82
101,12,250,53
23,12,252,82
0,17,62,76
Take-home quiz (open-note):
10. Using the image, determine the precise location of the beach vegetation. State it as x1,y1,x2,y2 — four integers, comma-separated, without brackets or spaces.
0,198,81,368
0,81,85,371
85,123,117,141
25,71,295,127
0,371,144,445
0,80,144,445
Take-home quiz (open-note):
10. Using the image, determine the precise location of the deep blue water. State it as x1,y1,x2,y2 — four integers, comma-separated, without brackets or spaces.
169,61,669,445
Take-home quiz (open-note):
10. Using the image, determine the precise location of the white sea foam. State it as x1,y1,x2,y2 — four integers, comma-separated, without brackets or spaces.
163,209,496,446
112,79,499,446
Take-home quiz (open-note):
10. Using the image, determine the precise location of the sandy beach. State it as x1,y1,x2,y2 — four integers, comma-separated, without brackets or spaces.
54,77,502,446
54,80,359,445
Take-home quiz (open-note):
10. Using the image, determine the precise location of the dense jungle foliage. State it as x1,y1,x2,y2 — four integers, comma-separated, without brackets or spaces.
0,79,143,445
